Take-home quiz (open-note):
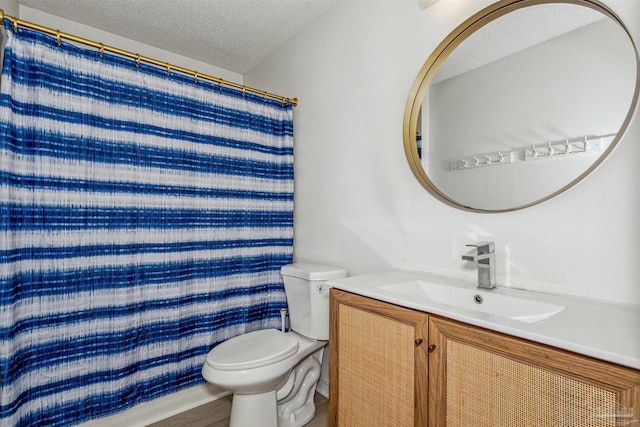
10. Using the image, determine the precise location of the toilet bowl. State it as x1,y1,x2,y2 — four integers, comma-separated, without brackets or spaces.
203,329,326,426
201,263,347,427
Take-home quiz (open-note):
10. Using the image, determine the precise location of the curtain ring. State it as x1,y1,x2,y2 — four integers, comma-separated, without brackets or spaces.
12,19,18,33
55,30,61,46
99,43,105,57
242,87,246,97
193,72,198,83
135,54,141,67
166,63,171,75
219,81,224,91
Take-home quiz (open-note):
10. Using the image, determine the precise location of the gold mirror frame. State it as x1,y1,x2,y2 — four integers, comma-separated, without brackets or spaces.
403,0,640,213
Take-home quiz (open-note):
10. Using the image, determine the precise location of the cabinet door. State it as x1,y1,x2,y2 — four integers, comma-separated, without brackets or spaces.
329,289,429,427
429,315,640,427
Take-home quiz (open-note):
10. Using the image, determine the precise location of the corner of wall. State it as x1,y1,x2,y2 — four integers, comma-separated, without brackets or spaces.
0,0,18,16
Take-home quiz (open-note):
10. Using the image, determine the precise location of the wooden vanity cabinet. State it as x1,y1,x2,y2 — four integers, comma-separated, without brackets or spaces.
330,290,640,427
429,315,640,427
329,289,429,427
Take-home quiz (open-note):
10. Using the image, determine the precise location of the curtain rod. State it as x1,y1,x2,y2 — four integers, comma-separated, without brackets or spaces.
0,9,299,107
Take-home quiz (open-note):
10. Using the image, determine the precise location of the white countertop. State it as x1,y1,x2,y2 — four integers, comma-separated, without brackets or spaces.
327,269,640,370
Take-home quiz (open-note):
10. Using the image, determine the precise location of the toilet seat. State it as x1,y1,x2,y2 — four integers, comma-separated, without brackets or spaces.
207,329,299,371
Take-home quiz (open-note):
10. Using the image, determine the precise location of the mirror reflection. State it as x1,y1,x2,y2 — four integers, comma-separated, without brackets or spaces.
413,2,638,211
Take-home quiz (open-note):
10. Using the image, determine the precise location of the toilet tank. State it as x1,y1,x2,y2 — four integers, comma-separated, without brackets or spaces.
280,263,347,340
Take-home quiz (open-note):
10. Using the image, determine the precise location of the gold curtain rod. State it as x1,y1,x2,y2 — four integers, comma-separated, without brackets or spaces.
0,10,298,107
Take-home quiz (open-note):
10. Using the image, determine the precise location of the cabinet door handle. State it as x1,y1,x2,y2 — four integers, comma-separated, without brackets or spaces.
428,344,436,353
414,338,423,346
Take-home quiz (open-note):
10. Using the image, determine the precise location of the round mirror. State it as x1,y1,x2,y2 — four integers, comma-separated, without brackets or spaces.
404,0,640,212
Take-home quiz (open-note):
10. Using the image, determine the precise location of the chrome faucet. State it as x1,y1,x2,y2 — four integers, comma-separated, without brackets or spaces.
462,241,496,290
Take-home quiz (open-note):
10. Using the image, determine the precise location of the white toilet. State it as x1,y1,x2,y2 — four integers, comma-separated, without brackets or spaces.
202,263,347,427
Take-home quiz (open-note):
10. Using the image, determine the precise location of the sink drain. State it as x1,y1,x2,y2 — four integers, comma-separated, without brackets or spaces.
473,294,483,304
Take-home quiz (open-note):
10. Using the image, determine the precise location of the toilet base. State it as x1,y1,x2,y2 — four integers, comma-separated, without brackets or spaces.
230,390,278,427
277,347,323,427
203,332,328,427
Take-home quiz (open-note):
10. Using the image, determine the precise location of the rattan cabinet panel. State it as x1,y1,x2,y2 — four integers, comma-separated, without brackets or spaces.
429,316,640,427
329,289,429,427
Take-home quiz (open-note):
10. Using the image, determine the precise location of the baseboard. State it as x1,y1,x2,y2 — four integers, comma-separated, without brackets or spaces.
316,376,329,398
77,384,231,427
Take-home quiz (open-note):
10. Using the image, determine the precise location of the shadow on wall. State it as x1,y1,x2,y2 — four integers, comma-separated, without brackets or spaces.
323,220,427,275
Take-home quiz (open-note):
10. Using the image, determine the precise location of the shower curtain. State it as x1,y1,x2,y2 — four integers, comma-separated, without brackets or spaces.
0,19,293,426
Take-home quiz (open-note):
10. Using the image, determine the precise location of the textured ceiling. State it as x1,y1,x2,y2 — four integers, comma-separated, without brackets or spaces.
433,3,605,83
18,0,338,74
17,1,606,79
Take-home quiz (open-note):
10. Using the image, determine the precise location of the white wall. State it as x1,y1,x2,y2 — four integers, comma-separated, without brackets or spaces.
0,0,18,16
245,0,640,306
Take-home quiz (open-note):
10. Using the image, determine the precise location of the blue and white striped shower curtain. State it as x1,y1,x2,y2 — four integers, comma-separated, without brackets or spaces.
0,19,293,426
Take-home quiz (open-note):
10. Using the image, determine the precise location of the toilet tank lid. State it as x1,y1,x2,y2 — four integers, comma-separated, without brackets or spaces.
281,263,347,281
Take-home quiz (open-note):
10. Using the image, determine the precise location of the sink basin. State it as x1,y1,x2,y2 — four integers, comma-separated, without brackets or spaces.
378,280,565,323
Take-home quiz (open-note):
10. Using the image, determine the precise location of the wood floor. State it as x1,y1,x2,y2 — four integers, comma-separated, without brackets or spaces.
147,393,328,427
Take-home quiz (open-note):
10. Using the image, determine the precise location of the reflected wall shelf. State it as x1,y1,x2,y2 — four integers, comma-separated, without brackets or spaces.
449,133,615,172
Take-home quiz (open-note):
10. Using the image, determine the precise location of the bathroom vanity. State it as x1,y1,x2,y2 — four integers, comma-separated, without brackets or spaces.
328,0,640,422
327,271,640,427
